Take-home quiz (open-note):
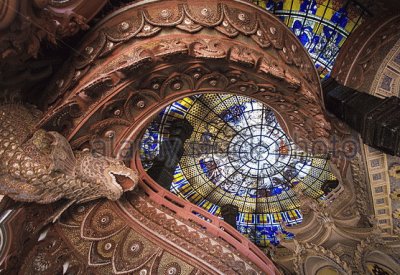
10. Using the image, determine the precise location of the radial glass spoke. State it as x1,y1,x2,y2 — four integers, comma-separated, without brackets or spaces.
140,93,337,247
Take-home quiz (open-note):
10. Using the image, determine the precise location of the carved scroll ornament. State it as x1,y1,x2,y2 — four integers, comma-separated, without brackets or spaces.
40,0,331,155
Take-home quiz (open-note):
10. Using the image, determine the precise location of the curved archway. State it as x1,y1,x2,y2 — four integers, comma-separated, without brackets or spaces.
27,1,345,274
304,256,347,275
364,250,400,274
40,0,330,153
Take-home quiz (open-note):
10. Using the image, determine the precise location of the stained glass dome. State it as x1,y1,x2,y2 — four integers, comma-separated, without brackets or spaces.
140,94,336,247
253,0,369,79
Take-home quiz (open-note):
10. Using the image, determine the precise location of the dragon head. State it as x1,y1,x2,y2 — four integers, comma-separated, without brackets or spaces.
75,151,138,201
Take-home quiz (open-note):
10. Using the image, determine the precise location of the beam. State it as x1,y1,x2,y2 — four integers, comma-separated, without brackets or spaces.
324,78,400,156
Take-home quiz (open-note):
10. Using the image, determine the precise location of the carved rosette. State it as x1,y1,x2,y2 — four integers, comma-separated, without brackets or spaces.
40,0,330,155
19,229,86,275
0,202,64,272
18,192,265,274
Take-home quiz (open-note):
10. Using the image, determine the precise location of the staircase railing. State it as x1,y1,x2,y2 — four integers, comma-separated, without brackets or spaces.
131,154,280,275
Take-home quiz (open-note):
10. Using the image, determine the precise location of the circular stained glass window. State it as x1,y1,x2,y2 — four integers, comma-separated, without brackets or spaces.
140,93,336,246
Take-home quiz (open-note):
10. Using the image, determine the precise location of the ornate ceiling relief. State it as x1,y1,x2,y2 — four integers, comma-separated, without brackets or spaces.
18,191,273,274
354,235,400,275
0,0,110,105
2,0,398,274
0,0,108,59
26,0,364,273
366,39,400,236
316,10,400,275
40,0,331,152
292,240,353,275
370,38,400,99
10,0,329,273
331,14,400,92
0,200,62,272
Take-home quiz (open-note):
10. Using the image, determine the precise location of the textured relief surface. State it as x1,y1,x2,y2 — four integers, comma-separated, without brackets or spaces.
332,13,400,237
0,0,108,59
40,0,330,155
332,15,400,92
16,193,267,274
370,39,400,98
0,104,138,205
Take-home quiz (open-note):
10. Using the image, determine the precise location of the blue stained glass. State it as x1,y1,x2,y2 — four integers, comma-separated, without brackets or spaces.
220,105,245,123
140,94,337,247
174,102,189,111
271,187,283,195
299,0,316,12
253,0,368,79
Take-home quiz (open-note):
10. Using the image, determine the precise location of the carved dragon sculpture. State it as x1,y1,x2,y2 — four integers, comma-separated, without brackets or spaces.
0,103,138,218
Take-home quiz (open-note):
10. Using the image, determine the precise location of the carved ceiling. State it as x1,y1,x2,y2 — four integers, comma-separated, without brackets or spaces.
0,0,108,59
1,0,400,274
0,0,109,103
39,0,332,153
0,191,279,274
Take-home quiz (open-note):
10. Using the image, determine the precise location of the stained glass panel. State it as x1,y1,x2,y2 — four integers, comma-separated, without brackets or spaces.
140,94,337,246
253,0,369,78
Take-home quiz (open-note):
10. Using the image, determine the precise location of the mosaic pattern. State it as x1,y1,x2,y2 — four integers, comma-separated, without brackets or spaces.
253,0,368,78
140,94,336,246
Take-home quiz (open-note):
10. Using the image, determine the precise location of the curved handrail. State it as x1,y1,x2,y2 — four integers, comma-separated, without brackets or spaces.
325,184,344,202
131,155,280,275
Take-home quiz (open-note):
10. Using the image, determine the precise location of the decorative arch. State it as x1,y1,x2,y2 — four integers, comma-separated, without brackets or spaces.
363,250,400,274
8,1,337,273
27,0,359,261
305,256,344,275
39,0,331,153
292,241,352,275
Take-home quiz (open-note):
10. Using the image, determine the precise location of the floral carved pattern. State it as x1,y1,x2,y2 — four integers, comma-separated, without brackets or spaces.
43,55,329,158
28,191,266,274
293,240,353,275
39,0,330,154
19,228,87,275
61,60,321,148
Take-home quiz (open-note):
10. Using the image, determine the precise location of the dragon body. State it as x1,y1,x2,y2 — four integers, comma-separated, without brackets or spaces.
0,104,138,205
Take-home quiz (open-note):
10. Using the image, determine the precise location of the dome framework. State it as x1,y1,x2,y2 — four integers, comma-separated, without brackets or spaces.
141,93,336,246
